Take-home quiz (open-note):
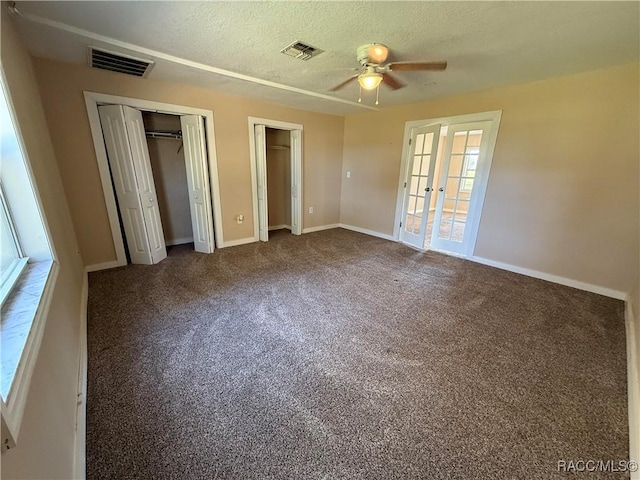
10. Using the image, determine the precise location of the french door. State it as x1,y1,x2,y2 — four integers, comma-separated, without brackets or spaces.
430,121,493,255
399,125,441,248
398,117,498,256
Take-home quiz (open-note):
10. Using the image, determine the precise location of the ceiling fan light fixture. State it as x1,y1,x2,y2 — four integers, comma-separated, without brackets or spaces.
358,71,383,90
368,44,389,64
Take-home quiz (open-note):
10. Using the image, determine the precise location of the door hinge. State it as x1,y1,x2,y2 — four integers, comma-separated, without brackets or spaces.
400,222,403,227
409,138,412,145
404,182,407,188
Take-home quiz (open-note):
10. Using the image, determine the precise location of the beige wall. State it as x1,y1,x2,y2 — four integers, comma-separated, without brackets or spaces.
341,63,639,294
32,58,345,266
143,112,192,245
1,12,84,479
266,128,292,228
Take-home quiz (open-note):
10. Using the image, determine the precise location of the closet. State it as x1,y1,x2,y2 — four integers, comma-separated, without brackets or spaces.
265,128,292,236
98,105,215,265
143,112,193,247
251,119,303,242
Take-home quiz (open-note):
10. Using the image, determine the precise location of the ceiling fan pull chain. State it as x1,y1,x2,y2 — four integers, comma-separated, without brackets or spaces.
358,84,362,103
375,85,380,105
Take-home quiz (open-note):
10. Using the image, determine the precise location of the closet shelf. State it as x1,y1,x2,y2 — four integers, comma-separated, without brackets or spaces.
268,145,290,150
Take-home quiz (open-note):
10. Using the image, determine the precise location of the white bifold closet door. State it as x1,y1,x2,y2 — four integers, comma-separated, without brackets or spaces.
254,124,269,242
180,115,215,253
98,105,167,265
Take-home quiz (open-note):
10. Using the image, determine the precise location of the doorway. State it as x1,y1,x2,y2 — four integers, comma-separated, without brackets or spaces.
248,117,303,242
85,92,223,268
395,111,502,257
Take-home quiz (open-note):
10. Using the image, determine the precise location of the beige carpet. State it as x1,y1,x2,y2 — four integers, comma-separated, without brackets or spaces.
86,228,628,479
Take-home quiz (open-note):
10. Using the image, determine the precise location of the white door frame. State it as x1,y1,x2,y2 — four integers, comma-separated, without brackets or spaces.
84,91,224,268
394,110,502,256
248,117,303,241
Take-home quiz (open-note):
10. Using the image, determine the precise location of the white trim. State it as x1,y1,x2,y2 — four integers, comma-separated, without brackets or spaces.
268,225,291,231
73,274,89,480
20,11,375,112
248,117,304,242
1,263,59,448
83,91,224,266
338,223,395,241
468,255,626,300
166,237,194,246
626,300,640,479
302,224,340,234
85,260,122,273
222,236,258,248
393,110,503,250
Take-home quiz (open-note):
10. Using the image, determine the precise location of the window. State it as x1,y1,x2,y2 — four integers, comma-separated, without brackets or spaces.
0,185,28,303
1,70,56,449
460,146,479,192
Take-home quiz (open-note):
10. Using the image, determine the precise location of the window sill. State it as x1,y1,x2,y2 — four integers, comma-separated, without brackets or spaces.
1,260,57,450
0,258,29,307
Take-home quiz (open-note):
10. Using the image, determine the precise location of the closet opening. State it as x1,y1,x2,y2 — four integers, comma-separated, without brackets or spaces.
265,127,292,239
94,101,217,266
143,112,194,251
249,117,303,242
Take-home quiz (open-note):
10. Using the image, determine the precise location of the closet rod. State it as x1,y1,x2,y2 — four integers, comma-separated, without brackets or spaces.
145,130,182,139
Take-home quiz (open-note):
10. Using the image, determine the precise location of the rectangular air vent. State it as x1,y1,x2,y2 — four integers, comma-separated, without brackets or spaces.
280,41,323,61
88,47,154,77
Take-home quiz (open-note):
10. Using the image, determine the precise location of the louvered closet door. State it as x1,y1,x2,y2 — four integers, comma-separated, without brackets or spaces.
180,115,214,253
99,105,167,265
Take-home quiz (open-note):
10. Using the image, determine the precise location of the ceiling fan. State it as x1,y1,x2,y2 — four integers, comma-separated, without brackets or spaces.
330,43,447,104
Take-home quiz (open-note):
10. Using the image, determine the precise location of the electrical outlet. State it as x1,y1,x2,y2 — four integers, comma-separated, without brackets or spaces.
308,207,314,214
236,214,244,224
346,171,351,178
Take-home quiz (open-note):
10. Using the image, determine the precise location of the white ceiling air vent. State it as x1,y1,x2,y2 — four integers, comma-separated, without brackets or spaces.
280,41,323,61
88,47,154,78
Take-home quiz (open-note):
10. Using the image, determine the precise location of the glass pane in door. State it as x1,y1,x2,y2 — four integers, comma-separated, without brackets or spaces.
437,130,483,242
404,132,435,235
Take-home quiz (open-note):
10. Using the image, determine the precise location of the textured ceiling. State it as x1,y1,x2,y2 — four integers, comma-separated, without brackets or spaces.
12,1,640,116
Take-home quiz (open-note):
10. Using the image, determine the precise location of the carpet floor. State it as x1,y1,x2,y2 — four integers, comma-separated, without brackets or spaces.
87,228,628,479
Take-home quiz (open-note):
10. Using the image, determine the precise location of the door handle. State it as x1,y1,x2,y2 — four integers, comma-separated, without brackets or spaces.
424,187,431,192
438,187,444,192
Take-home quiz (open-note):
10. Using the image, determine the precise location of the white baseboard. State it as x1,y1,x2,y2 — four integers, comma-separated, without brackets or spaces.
85,260,123,273
268,225,291,231
222,236,258,248
166,237,194,246
338,223,395,241
626,300,640,480
73,274,88,480
302,224,340,234
468,255,627,300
